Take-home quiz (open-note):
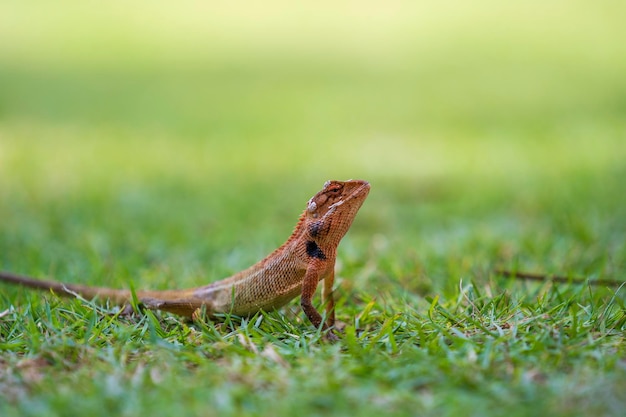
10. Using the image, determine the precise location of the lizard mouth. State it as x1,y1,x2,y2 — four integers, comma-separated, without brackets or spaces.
347,180,370,199
326,180,370,213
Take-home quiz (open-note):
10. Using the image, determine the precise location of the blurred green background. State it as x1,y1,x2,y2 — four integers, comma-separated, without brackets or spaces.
2,1,625,182
0,0,625,284
1,1,625,286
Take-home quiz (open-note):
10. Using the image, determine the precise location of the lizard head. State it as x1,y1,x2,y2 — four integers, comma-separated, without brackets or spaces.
304,179,370,246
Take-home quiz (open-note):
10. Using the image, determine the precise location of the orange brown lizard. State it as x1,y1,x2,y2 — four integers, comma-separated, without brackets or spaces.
0,179,370,337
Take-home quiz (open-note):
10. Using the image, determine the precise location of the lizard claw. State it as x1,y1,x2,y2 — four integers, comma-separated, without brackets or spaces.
323,329,340,342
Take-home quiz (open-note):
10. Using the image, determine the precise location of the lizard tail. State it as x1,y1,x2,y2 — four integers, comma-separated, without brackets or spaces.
0,271,207,318
0,270,132,304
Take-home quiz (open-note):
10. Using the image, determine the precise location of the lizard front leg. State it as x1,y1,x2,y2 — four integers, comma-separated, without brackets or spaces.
301,264,324,329
301,262,338,341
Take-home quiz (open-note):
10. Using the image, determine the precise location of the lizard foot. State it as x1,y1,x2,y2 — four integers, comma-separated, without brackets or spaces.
323,329,340,342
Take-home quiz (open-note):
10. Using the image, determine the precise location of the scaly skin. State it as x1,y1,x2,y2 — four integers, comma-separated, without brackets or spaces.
0,180,370,334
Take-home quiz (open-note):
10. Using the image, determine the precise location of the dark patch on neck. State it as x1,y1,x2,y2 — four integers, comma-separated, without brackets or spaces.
308,220,323,238
306,240,326,260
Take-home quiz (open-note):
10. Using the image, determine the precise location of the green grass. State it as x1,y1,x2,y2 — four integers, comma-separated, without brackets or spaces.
1,2,625,416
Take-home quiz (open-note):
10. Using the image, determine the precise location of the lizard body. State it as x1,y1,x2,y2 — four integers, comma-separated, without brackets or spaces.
0,179,370,333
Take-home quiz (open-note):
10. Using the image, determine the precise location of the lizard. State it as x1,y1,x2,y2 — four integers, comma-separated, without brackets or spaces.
0,179,370,338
